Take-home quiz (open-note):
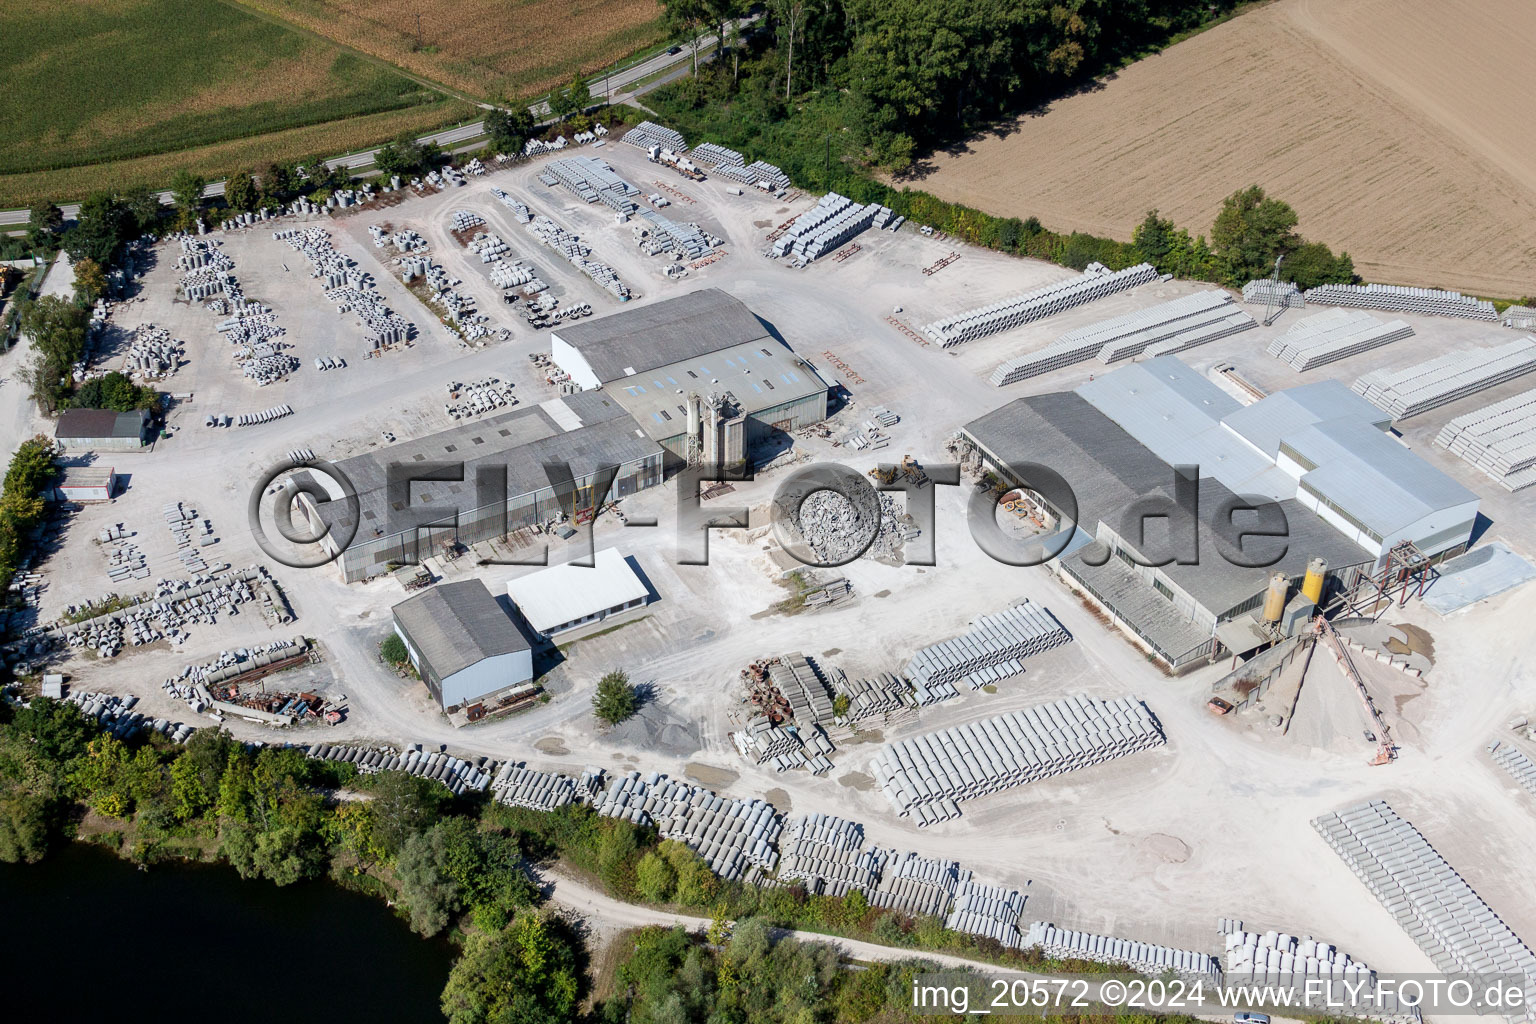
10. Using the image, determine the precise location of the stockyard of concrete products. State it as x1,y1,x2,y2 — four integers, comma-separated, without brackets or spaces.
4,119,1536,1003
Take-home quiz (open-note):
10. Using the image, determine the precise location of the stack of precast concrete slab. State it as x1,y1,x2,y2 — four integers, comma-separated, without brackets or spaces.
1242,279,1304,309
771,192,879,263
692,143,743,168
1434,387,1536,491
926,263,1157,347
637,209,713,259
1025,922,1222,980
1312,799,1536,1005
622,121,688,151
1305,283,1497,320
1488,740,1536,798
905,600,1070,692
1267,309,1414,371
542,156,639,214
1352,338,1536,419
770,652,837,724
715,159,792,190
872,695,1165,825
990,290,1252,384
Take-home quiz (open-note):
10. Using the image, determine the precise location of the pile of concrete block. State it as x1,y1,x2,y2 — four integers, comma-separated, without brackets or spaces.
1267,309,1414,371
307,744,496,795
772,193,879,263
278,227,414,348
1025,922,1223,980
946,874,1026,946
1242,278,1304,309
636,209,714,259
489,188,533,223
692,143,744,167
1305,282,1497,320
872,695,1165,824
525,216,629,299
1433,387,1536,491
491,762,579,811
66,691,197,744
591,771,781,880
1352,338,1536,419
990,291,1252,384
622,120,688,151
542,156,639,214
1312,799,1536,998
1488,739,1536,798
905,600,1070,692
925,263,1158,347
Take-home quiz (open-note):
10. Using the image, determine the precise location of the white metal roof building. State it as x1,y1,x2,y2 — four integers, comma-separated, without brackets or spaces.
48,466,116,502
392,580,534,710
506,548,650,636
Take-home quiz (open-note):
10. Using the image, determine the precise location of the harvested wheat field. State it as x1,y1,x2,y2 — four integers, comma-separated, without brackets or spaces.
914,0,1536,297
243,0,667,98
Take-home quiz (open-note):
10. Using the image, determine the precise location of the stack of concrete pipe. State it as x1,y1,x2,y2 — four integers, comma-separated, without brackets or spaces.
621,120,688,151
871,695,1165,825
1488,739,1536,797
925,263,1158,347
776,814,883,897
307,744,496,796
946,874,1027,946
491,762,579,811
1434,388,1536,491
1266,309,1414,371
905,600,1070,692
1305,282,1497,320
1222,926,1372,987
1352,338,1536,419
870,850,963,918
1242,278,1305,309
1312,799,1536,1001
1025,922,1223,980
591,771,781,880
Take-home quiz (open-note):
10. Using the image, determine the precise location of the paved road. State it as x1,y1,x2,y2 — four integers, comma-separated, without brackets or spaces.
0,20,755,229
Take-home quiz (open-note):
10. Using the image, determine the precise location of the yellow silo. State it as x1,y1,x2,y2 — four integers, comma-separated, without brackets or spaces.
1262,572,1289,622
1301,558,1327,604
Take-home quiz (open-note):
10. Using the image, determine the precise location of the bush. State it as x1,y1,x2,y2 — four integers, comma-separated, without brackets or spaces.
379,633,408,665
591,669,637,725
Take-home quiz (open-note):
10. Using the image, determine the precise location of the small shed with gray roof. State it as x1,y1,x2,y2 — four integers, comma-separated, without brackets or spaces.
392,580,533,710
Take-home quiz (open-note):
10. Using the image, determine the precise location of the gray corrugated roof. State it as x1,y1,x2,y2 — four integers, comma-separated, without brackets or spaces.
314,390,660,537
551,288,771,383
964,393,1367,617
1221,381,1390,457
393,580,529,678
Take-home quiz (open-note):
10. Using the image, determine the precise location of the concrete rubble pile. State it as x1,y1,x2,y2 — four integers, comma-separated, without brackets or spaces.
872,695,1166,825
1305,282,1497,320
790,489,913,564
946,874,1027,946
1434,387,1536,491
1312,798,1536,1008
123,323,183,379
991,290,1254,385
1025,922,1223,980
926,263,1159,347
621,120,688,152
1352,337,1536,419
277,227,414,349
540,155,640,214
905,600,1071,692
1267,308,1415,371
307,744,495,795
66,690,197,744
1488,739,1536,797
525,215,630,299
771,192,880,264
591,771,781,881
1241,278,1305,309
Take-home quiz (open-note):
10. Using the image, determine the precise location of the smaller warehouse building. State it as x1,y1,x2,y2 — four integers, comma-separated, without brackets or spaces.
392,580,533,711
48,466,116,502
506,548,650,637
54,409,150,451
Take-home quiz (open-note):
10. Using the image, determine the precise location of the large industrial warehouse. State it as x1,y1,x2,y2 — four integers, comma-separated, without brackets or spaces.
302,390,666,582
550,288,831,463
962,356,1478,669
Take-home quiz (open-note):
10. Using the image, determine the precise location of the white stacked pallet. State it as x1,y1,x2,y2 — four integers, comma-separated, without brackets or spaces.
1351,337,1536,419
621,120,688,151
988,291,1235,382
927,263,1157,348
491,762,578,811
871,695,1164,824
1025,922,1222,980
904,600,1070,691
1305,282,1497,320
1488,739,1536,798
1312,799,1536,1002
1433,387,1536,491
1242,278,1304,309
945,874,1027,947
1266,308,1414,371
692,142,744,168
